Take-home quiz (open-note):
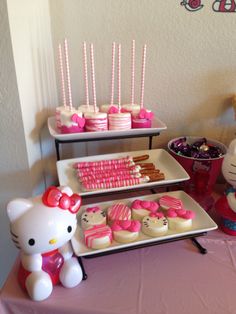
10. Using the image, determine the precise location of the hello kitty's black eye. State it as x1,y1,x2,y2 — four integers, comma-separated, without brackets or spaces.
67,226,72,233
28,238,35,246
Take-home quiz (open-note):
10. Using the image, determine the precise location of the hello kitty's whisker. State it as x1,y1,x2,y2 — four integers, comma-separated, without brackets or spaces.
229,171,236,175
10,230,18,238
230,163,236,167
12,238,19,244
229,179,236,182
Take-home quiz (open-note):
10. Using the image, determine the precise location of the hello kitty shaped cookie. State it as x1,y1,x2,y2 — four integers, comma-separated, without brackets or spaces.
81,206,106,230
142,212,168,237
7,186,83,301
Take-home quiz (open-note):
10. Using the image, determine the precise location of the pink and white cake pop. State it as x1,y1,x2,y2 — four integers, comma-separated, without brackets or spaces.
132,44,154,129
131,108,154,129
108,112,131,130
81,206,106,230
111,220,141,243
142,212,168,237
166,208,195,232
84,112,108,132
107,203,131,223
131,199,159,221
84,224,112,249
60,109,85,134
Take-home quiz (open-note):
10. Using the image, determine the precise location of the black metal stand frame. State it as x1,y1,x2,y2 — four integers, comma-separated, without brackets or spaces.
78,232,208,280
55,133,159,161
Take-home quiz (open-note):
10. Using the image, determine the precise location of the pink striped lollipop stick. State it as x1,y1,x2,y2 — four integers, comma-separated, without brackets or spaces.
117,43,121,111
110,42,116,106
83,42,90,107
64,38,73,110
140,44,147,109
131,39,135,105
58,43,67,108
90,43,97,112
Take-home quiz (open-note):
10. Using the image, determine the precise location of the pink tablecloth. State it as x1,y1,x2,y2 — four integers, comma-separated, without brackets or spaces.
1,227,236,314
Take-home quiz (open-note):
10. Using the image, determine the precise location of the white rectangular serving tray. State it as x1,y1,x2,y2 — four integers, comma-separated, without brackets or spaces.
48,116,167,141
56,149,190,196
71,190,218,257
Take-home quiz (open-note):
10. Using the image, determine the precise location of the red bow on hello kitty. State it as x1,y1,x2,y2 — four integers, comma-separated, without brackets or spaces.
42,186,81,214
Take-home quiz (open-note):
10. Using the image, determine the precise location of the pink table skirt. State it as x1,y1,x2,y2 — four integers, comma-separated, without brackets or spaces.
1,228,236,314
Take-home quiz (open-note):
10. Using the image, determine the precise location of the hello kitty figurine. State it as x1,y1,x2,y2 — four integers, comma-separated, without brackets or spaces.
215,139,236,235
7,186,83,301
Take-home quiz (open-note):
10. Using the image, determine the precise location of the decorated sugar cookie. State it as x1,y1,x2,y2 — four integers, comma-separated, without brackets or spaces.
166,208,195,232
111,220,141,243
131,199,159,221
84,224,112,249
107,203,131,222
142,212,168,237
159,195,183,211
81,206,106,230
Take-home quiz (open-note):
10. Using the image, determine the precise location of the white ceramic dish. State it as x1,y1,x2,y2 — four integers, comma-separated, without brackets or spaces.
47,116,167,141
56,149,190,196
71,190,218,257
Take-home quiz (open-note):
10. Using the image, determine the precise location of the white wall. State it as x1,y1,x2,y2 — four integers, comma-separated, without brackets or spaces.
0,0,32,287
2,0,236,288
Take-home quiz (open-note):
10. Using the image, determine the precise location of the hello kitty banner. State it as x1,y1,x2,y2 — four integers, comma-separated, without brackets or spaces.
181,0,236,12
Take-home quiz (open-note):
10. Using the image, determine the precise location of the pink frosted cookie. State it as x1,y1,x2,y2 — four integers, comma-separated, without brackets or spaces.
108,112,131,130
84,224,112,249
107,203,131,223
131,199,159,221
81,206,106,230
166,208,195,232
131,108,154,129
159,195,183,211
111,220,141,243
84,112,108,132
142,212,168,237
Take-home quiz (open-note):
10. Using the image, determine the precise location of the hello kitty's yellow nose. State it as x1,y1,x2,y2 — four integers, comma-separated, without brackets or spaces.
49,238,57,244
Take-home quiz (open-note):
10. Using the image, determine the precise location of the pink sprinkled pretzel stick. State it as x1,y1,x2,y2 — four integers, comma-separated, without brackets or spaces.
77,163,134,172
83,177,146,190
74,156,132,169
140,44,147,109
64,39,73,110
90,43,97,112
80,174,140,184
58,43,67,108
83,42,90,107
110,42,116,106
77,168,140,179
77,165,140,177
131,39,135,105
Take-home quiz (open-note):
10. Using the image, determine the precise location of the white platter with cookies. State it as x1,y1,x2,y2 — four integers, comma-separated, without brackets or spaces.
56,149,190,196
71,190,217,257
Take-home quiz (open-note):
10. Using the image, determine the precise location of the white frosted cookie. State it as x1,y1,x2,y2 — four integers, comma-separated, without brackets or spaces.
111,220,141,243
81,206,106,230
78,104,99,114
142,212,168,237
121,103,140,115
131,199,159,221
108,113,131,130
84,224,112,249
166,208,195,232
107,203,131,223
159,195,183,211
